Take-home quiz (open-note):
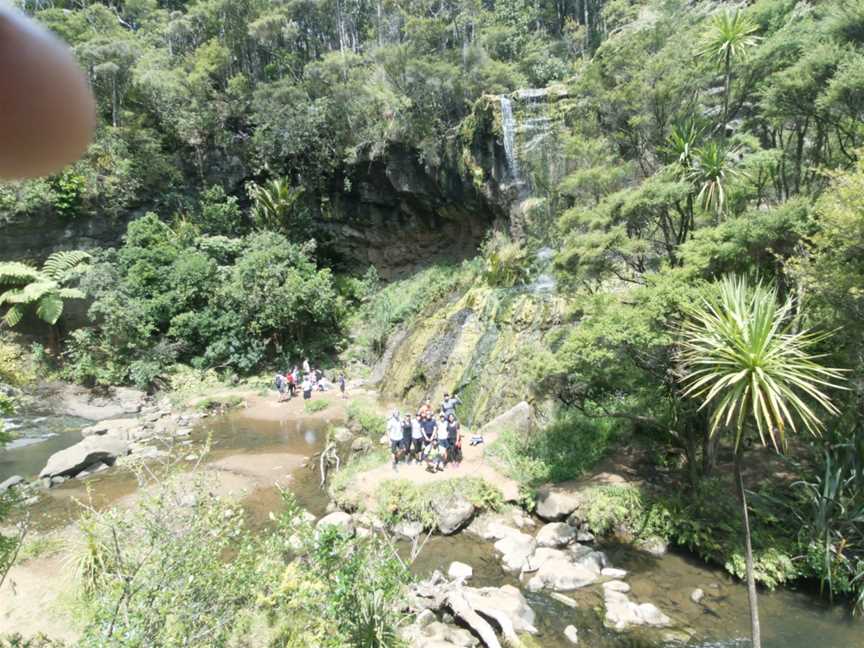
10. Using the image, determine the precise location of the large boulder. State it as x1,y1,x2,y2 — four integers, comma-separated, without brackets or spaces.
53,384,146,420
433,494,475,535
536,522,577,548
535,486,583,521
462,585,537,634
603,588,672,631
40,436,129,478
466,512,522,541
81,418,144,441
447,561,473,582
476,401,534,439
494,532,536,572
315,511,355,537
527,557,600,592
401,620,480,648
0,475,24,492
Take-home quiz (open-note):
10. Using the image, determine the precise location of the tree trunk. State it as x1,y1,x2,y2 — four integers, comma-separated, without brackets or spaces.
735,446,762,648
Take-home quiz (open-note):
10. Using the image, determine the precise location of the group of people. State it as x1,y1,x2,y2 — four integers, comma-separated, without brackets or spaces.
387,393,482,473
274,358,347,402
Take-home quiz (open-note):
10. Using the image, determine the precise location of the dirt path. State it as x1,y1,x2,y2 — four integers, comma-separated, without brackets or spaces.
348,423,522,507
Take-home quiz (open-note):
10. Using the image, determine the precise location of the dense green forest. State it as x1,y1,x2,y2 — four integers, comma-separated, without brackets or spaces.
1,0,864,632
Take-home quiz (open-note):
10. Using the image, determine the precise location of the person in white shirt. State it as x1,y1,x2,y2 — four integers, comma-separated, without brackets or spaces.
387,410,404,471
410,414,423,462
301,377,313,400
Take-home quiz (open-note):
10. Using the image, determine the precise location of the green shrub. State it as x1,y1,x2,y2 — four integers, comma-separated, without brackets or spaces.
580,485,674,541
375,477,503,527
304,399,329,414
329,448,390,511
488,410,619,488
346,400,385,439
195,395,245,413
346,261,479,362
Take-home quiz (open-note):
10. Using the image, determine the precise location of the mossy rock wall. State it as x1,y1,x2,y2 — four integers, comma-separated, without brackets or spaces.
375,284,568,427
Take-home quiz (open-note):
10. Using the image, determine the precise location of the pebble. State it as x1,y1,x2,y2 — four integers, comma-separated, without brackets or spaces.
690,588,705,604
564,625,579,644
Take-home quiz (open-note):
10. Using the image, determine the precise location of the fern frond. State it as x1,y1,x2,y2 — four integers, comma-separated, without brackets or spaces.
58,288,86,300
42,251,91,280
35,294,64,325
4,281,56,304
2,305,23,327
0,262,41,286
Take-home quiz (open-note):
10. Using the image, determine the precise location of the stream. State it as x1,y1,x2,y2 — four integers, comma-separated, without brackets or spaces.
6,408,861,647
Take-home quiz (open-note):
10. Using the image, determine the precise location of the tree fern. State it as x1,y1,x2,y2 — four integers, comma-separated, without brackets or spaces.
35,294,65,325
0,262,41,286
2,306,23,328
42,250,91,280
0,251,89,329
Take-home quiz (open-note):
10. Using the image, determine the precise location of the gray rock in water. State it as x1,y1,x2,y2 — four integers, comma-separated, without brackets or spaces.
603,580,631,593
603,588,672,631
690,588,705,604
462,584,538,634
434,493,475,535
494,531,536,572
535,487,582,521
536,522,577,548
447,561,473,581
601,567,628,579
316,511,355,537
54,384,145,421
0,475,24,492
564,624,579,645
39,435,128,479
465,512,521,541
81,417,141,440
637,535,668,557
529,556,599,592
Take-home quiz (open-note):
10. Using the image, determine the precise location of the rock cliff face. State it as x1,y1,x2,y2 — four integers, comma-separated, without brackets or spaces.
0,86,574,279
323,143,505,278
372,278,568,427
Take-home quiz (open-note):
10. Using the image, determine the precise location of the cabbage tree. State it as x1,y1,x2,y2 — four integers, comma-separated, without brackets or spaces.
676,275,844,648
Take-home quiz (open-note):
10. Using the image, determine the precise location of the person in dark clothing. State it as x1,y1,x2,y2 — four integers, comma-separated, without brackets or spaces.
441,393,461,418
446,414,461,467
401,414,413,463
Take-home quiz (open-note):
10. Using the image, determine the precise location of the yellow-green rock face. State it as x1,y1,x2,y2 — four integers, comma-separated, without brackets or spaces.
376,283,569,427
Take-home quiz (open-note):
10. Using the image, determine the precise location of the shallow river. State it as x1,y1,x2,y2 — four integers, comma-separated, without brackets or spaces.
7,408,861,647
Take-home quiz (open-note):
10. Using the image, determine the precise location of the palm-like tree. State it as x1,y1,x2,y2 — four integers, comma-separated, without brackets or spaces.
687,142,740,219
676,275,845,648
698,9,760,133
0,250,90,328
249,178,305,232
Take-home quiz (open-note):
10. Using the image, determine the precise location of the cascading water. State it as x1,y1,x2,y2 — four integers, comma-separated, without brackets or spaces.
500,96,519,180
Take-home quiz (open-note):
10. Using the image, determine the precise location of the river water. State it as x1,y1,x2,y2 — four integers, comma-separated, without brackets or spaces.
7,408,861,647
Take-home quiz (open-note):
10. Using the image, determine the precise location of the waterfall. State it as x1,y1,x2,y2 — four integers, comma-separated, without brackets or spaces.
500,96,519,179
